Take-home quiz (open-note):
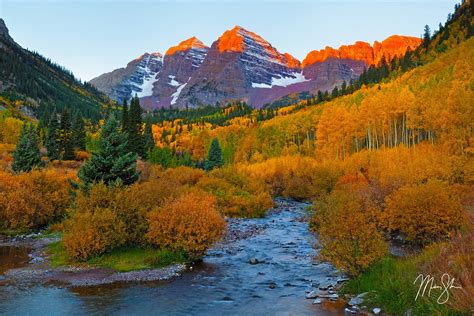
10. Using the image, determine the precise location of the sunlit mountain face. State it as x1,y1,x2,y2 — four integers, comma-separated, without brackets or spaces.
90,26,421,109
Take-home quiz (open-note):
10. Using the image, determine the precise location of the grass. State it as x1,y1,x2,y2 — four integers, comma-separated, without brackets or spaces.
48,242,188,272
341,253,464,315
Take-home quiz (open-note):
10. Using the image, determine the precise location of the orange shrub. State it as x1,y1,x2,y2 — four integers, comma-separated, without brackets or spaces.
162,166,205,186
341,145,458,196
383,180,465,245
63,209,126,261
75,150,90,161
313,189,388,277
61,171,195,260
0,170,70,230
239,156,341,200
146,191,226,259
72,183,150,247
197,166,273,217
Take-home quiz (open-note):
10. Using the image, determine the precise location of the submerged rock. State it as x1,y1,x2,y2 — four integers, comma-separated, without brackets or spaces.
249,258,259,265
305,290,319,299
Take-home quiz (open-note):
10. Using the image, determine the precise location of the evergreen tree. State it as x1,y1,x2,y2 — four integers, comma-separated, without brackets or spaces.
121,98,129,133
78,115,139,187
60,108,75,160
379,56,389,79
340,81,347,95
45,113,61,160
72,114,86,151
204,138,223,171
143,115,155,158
423,24,431,48
127,95,145,157
331,86,339,99
12,123,42,173
317,90,324,103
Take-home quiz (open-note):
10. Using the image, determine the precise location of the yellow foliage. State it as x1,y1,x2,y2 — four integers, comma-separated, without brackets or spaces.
197,166,274,217
146,191,226,259
0,117,23,144
63,208,126,261
239,156,341,200
383,180,465,244
0,170,70,230
313,189,388,277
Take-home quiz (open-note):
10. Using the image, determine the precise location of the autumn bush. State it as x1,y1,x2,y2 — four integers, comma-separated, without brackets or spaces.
162,166,205,186
312,189,388,277
146,191,226,259
61,169,217,261
341,145,461,196
64,182,157,252
0,170,70,231
197,166,273,217
239,156,341,200
383,180,465,245
0,144,14,171
63,209,126,261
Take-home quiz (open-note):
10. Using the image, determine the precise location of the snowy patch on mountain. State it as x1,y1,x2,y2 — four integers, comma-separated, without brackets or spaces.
252,72,308,89
128,53,163,98
136,74,159,98
168,75,180,87
171,77,191,105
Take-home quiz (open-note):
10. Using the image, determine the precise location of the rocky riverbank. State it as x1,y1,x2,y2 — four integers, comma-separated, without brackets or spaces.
0,198,372,315
0,232,188,287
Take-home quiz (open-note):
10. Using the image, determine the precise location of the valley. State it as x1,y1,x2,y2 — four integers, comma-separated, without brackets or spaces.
0,1,472,315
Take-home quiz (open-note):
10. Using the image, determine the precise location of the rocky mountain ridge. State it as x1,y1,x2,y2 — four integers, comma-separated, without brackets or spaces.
90,26,421,109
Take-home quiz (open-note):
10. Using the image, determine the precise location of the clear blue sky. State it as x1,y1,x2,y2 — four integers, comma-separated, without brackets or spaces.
1,0,458,81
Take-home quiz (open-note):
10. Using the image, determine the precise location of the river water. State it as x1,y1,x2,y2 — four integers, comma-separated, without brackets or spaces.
0,199,345,315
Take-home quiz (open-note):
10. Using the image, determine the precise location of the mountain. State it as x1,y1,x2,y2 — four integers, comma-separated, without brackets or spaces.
0,19,108,120
301,35,421,93
90,26,421,109
175,26,305,109
90,52,163,104
140,37,209,109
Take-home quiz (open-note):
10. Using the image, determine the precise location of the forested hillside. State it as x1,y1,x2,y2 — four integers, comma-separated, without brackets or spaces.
0,19,110,122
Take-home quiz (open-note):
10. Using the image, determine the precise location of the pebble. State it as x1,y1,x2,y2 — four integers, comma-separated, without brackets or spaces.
249,258,259,265
305,290,319,299
373,307,381,314
336,277,349,283
312,298,323,304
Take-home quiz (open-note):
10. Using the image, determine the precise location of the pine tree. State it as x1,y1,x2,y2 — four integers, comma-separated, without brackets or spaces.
12,123,42,173
340,81,347,95
143,115,155,157
205,138,223,171
60,108,75,160
317,90,324,103
78,115,139,187
121,98,129,133
423,24,431,48
45,113,61,161
127,95,145,157
72,114,86,151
